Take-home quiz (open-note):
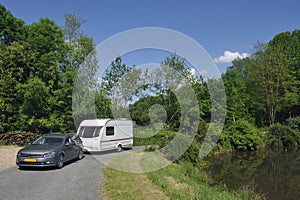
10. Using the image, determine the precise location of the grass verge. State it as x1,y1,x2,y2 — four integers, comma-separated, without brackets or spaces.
0,140,6,146
102,151,265,200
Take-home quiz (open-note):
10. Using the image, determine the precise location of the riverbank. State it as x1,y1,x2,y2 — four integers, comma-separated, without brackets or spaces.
102,151,265,200
204,148,300,200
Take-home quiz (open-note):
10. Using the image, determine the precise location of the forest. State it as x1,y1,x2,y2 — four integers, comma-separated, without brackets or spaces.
1,4,300,159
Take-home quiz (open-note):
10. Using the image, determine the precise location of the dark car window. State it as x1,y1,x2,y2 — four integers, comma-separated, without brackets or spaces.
45,137,64,144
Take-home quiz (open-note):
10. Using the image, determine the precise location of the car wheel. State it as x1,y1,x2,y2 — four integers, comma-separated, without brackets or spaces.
117,144,122,152
57,154,64,169
78,149,83,160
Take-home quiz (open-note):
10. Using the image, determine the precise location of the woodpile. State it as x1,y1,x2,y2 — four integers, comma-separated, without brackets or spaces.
0,132,41,146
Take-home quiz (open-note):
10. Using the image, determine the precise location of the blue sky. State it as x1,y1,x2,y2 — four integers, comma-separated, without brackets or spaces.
1,0,300,73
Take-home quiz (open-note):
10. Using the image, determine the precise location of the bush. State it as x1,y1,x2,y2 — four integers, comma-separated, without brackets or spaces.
218,119,262,151
286,116,300,130
267,123,300,148
133,130,175,146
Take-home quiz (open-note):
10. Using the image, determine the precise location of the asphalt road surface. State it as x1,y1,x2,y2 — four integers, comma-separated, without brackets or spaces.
0,147,143,200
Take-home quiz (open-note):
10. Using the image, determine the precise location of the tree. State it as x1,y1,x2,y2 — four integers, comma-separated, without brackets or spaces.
247,43,298,125
129,54,201,132
18,77,50,132
0,5,25,132
101,57,144,118
0,4,24,44
222,61,250,123
268,30,300,119
102,56,133,95
63,14,86,42
58,14,98,130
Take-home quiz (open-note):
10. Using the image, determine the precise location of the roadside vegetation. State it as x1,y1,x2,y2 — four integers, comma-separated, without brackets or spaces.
102,154,265,200
1,4,300,152
0,140,6,146
1,4,299,200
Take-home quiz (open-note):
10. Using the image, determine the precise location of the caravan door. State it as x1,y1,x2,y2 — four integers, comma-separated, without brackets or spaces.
78,126,101,151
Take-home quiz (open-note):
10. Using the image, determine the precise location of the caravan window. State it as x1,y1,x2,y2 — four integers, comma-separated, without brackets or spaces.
78,127,85,137
106,127,114,136
81,127,95,138
94,127,101,137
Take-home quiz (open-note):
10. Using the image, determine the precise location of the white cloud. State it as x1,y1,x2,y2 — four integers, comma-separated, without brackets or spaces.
214,51,250,63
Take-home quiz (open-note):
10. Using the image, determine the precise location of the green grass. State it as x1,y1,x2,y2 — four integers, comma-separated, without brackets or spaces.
102,151,265,200
143,161,265,200
142,161,240,200
102,152,170,200
0,140,7,146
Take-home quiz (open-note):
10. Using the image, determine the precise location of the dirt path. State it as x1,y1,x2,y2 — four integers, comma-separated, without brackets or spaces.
105,151,170,200
0,145,22,171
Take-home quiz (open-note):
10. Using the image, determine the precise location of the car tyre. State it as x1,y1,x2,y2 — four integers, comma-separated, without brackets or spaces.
57,154,64,169
78,149,83,160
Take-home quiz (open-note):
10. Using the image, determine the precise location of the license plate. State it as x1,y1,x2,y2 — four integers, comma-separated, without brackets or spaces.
24,158,37,162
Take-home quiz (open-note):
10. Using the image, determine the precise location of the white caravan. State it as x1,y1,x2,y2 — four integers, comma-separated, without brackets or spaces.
76,119,133,152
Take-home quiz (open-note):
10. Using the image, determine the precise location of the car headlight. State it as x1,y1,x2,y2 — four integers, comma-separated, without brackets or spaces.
43,152,56,158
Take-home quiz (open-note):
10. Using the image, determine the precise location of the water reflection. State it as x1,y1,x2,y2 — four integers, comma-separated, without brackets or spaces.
204,149,300,200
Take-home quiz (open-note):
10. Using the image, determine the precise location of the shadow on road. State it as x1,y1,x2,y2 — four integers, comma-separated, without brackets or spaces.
84,147,133,155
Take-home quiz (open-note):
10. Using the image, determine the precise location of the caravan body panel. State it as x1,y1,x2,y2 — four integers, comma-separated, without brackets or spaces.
76,119,133,152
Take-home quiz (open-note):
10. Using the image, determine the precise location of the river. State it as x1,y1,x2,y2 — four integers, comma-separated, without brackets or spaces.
204,149,300,200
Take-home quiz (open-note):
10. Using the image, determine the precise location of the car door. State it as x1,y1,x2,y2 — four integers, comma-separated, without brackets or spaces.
64,137,76,161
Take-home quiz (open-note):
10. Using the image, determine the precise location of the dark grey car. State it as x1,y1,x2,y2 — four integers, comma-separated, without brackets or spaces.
16,134,83,169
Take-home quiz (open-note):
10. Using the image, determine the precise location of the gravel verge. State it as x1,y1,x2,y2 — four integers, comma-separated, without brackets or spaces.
0,145,22,171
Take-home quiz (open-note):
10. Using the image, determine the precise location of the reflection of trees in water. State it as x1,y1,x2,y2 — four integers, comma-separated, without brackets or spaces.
204,149,300,200
205,151,266,189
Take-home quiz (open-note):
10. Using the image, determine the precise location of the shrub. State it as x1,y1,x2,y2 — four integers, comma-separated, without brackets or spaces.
219,119,262,151
267,123,300,148
286,116,300,130
133,130,175,146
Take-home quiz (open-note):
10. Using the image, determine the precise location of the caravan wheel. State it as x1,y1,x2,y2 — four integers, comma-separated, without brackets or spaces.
117,144,122,152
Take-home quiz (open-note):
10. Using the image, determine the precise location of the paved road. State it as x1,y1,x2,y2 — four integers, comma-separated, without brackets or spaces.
0,147,143,200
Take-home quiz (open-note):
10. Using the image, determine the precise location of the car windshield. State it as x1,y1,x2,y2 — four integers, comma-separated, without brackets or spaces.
32,136,64,145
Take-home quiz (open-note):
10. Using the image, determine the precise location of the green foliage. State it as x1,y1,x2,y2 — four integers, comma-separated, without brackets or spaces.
17,77,50,132
95,91,113,118
0,4,24,44
0,5,95,133
177,139,202,165
222,67,249,123
103,157,265,200
286,116,300,130
143,161,264,200
130,96,163,126
267,123,300,148
133,130,175,146
219,119,263,151
0,140,6,146
0,3,300,154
